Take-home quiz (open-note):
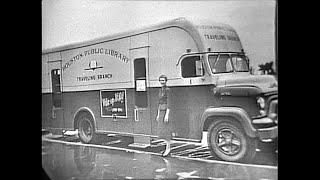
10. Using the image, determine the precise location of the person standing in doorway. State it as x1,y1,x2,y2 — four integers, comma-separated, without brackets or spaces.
156,75,172,157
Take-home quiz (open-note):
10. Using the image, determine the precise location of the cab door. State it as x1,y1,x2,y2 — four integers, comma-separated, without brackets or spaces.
130,47,152,135
48,60,64,131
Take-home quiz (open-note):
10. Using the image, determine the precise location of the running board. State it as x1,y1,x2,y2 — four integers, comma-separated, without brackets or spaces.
62,129,78,136
128,143,150,148
128,135,151,148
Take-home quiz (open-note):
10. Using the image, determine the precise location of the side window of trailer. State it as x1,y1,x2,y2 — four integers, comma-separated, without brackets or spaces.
51,69,62,108
181,56,204,78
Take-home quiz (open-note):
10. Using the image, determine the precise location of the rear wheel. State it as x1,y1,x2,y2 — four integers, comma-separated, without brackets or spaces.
78,114,96,143
207,118,257,162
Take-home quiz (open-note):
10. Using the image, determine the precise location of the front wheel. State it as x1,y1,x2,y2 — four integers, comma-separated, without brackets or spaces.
78,114,96,143
207,118,257,162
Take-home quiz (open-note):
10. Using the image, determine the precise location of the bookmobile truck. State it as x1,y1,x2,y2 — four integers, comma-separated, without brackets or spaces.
42,18,278,162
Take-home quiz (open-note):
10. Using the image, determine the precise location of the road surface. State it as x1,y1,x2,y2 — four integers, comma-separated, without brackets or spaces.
42,133,277,179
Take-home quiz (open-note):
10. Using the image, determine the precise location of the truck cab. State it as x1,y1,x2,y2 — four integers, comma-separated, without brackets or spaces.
192,52,277,162
175,19,278,162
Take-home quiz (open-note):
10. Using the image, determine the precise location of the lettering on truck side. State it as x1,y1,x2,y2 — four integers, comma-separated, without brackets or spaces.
76,74,112,82
62,48,129,71
204,34,240,41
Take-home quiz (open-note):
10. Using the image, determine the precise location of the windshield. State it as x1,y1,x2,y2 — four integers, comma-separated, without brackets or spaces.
208,54,249,73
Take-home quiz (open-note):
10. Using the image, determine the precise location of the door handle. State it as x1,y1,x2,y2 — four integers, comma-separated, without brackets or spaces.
51,107,56,119
134,108,139,122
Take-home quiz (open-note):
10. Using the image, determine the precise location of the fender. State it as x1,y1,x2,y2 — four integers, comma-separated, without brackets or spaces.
201,106,257,138
73,107,97,131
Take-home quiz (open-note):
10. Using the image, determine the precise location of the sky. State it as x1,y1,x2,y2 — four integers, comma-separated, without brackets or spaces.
42,0,276,72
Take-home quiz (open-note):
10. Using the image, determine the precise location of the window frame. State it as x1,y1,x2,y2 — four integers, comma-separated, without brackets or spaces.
133,58,148,108
180,55,205,78
230,54,250,72
208,52,249,74
51,68,62,108
210,53,234,74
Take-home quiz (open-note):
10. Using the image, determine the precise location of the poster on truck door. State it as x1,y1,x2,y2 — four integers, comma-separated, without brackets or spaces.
100,89,127,118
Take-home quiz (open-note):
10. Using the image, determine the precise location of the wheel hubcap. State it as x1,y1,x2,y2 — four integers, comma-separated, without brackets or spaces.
216,128,241,156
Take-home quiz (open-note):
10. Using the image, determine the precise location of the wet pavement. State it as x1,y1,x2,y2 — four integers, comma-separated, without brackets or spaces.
42,133,277,179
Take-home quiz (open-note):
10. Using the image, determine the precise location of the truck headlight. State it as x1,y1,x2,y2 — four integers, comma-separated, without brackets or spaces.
257,97,265,109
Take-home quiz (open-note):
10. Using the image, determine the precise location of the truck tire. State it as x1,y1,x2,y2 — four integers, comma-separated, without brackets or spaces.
78,113,96,143
207,118,257,162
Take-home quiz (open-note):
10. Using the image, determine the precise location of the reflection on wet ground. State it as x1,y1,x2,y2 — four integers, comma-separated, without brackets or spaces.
42,140,277,180
43,133,277,166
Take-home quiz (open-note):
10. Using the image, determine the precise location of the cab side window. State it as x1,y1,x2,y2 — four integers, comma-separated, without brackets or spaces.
181,56,204,78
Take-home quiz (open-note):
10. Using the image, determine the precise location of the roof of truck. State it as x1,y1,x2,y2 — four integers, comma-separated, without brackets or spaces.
42,17,236,55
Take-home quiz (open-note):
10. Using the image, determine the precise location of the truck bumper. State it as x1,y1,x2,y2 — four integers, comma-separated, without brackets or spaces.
252,114,278,141
257,126,278,141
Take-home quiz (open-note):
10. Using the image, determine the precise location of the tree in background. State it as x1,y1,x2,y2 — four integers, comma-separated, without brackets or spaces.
258,61,276,75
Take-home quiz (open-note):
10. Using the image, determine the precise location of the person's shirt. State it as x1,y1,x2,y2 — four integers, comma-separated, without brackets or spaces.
158,86,170,110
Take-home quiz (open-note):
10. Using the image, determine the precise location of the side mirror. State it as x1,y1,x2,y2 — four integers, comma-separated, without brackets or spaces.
195,60,204,76
249,66,254,75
